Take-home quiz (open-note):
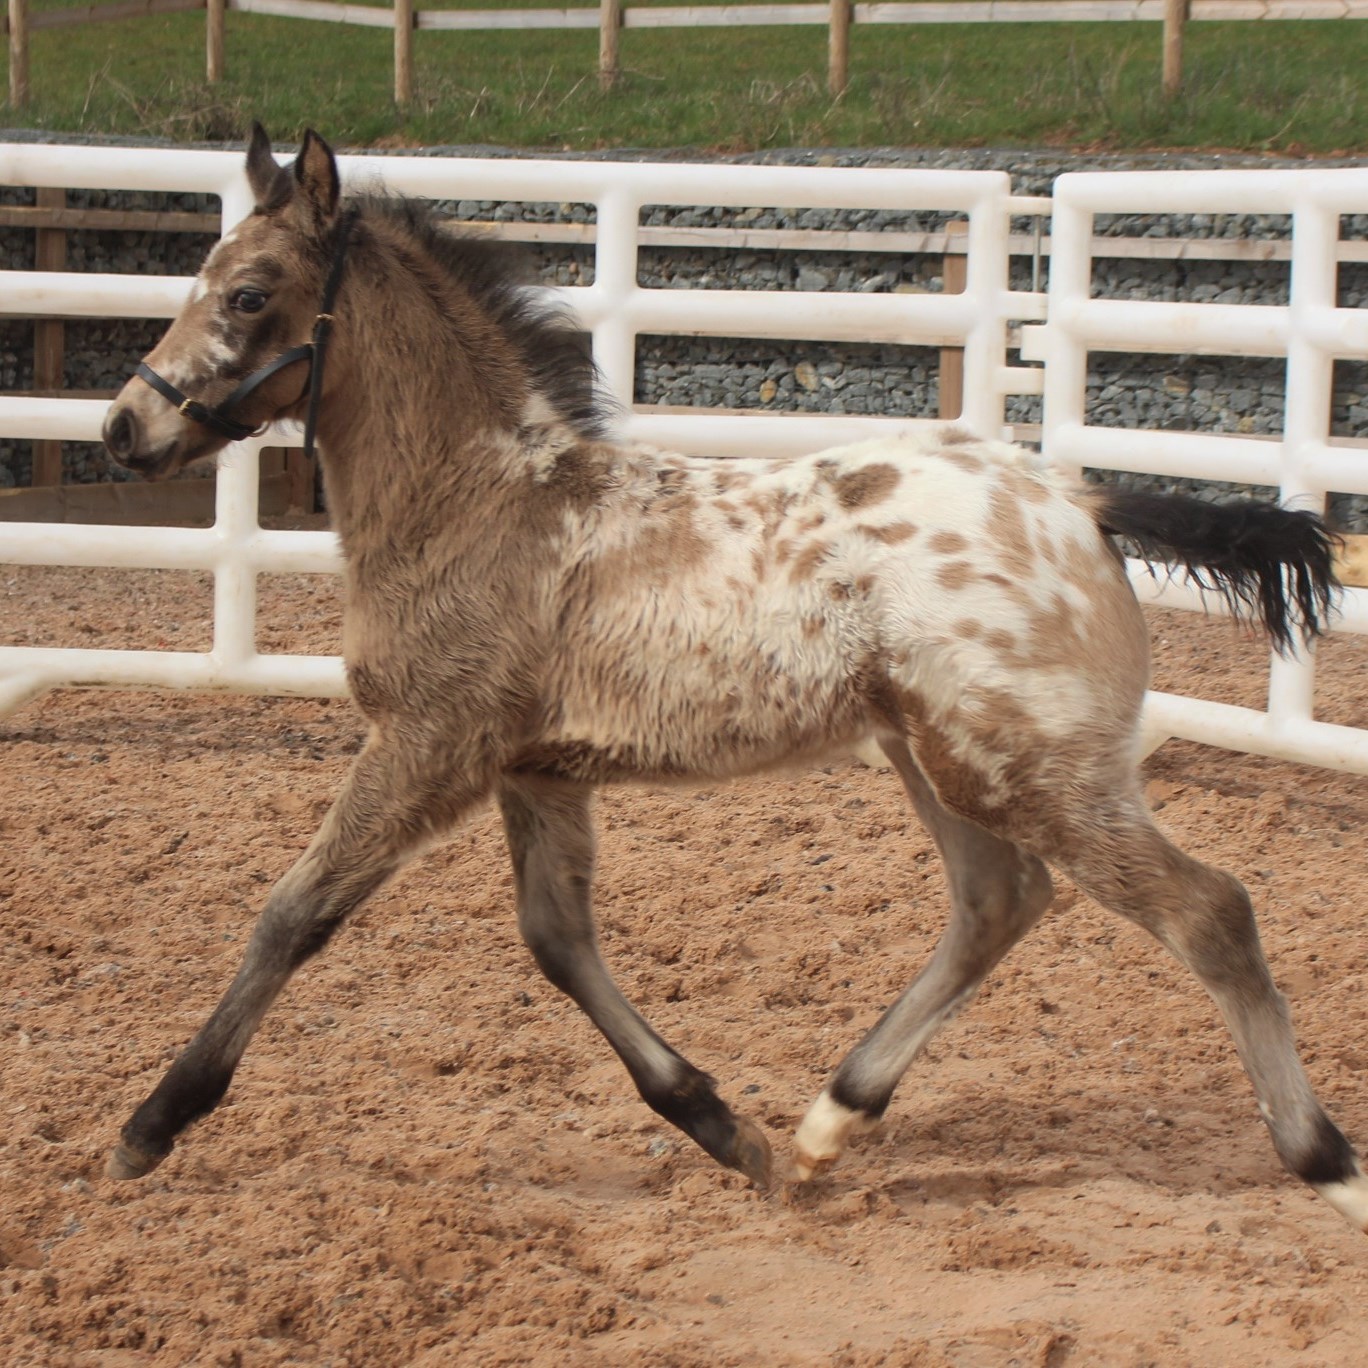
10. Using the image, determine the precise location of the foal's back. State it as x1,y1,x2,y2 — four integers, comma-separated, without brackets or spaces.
524,427,1146,790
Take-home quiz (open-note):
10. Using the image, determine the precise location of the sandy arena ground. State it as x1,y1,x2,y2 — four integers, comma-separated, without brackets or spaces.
3,559,1368,1366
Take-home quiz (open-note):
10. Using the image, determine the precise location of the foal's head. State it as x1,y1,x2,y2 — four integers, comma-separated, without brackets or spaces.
105,126,610,484
103,125,347,479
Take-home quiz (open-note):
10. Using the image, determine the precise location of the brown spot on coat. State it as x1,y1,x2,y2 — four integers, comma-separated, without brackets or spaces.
987,482,1036,579
998,464,1050,505
939,448,985,474
789,541,832,583
860,521,917,545
827,463,901,510
929,530,969,555
937,560,977,591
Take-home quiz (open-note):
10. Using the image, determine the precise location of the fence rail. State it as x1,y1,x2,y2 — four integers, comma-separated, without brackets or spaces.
3,183,1364,517
8,0,1368,107
4,143,1368,778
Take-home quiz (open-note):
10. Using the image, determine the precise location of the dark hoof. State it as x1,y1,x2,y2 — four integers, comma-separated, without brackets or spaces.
106,1141,167,1181
727,1115,774,1191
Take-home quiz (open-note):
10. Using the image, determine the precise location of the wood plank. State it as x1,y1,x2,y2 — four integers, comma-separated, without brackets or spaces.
394,0,414,105
8,0,29,108
207,0,225,81
416,7,598,29
227,0,394,26
624,5,829,27
0,473,293,525
0,206,218,234
0,388,121,400
1335,534,1368,589
828,0,851,97
938,220,967,421
30,0,204,31
444,218,1326,265
0,201,1337,266
32,188,66,489
599,0,622,88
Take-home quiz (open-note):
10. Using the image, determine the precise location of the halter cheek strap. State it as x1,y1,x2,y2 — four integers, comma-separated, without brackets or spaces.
135,208,357,463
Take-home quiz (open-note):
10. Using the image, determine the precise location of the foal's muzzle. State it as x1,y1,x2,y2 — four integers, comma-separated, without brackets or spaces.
100,400,181,479
102,404,139,464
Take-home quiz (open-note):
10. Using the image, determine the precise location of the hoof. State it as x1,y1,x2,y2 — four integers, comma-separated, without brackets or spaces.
106,1141,167,1181
788,1146,837,1185
728,1115,774,1191
1316,1172,1368,1233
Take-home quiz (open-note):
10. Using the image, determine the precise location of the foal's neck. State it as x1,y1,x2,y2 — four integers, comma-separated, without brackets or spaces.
313,219,531,558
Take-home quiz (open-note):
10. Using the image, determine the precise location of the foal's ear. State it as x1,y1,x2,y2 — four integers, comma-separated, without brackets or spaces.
245,123,291,212
291,129,341,230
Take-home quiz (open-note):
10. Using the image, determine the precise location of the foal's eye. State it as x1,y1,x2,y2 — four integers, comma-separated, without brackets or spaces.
229,287,268,314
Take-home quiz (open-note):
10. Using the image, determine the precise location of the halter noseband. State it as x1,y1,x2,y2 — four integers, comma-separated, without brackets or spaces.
135,209,357,462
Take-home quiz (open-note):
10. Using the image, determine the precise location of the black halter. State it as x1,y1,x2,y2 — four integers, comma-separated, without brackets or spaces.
136,209,357,462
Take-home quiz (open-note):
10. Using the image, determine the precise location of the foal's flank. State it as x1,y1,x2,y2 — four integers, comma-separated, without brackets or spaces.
100,126,1367,1235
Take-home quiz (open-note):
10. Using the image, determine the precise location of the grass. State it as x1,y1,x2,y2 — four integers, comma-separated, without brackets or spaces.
8,7,1368,152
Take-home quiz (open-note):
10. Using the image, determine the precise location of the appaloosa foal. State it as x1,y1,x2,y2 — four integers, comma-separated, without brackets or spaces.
99,127,1368,1233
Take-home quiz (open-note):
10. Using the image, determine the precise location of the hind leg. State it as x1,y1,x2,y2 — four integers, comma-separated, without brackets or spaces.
792,737,1054,1180
499,774,772,1187
1055,803,1368,1232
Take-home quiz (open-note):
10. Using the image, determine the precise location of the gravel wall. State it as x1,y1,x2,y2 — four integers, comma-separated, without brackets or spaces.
3,139,1364,523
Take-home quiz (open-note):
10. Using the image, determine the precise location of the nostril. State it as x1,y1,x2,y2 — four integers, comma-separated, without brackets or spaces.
103,406,137,461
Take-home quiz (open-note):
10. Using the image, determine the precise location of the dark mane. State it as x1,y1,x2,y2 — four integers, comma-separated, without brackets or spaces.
353,193,614,442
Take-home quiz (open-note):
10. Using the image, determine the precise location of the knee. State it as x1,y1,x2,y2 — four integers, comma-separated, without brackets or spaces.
959,855,1053,943
1171,866,1264,982
1019,858,1055,917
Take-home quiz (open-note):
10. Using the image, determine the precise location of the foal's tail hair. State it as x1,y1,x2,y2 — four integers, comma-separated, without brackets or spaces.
1090,488,1340,653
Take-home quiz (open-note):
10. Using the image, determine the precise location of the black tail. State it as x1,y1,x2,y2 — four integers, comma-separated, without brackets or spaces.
1092,489,1339,654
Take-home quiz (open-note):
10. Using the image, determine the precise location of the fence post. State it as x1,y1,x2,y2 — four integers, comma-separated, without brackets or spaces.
395,0,414,106
938,219,968,421
33,188,66,488
207,0,225,83
8,0,28,108
599,0,622,90
828,0,851,97
1162,0,1186,97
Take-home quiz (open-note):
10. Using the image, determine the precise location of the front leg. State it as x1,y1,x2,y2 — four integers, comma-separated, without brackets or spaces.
498,774,772,1188
108,728,492,1180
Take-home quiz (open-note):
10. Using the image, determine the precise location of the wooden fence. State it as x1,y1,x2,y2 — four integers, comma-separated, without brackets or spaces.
10,0,1368,112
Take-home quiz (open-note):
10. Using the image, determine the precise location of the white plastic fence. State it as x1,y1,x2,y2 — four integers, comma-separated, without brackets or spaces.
0,145,1036,713
1023,168,1368,771
1,144,1367,776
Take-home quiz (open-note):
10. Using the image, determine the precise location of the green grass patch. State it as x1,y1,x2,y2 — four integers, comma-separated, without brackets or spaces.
8,10,1368,153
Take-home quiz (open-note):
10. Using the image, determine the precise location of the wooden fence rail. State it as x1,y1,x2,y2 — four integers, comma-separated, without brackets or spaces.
10,0,1368,110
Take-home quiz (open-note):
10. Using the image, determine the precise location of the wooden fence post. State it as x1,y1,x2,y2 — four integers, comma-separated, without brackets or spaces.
1162,0,1186,97
599,0,622,90
207,0,225,83
32,187,66,488
395,0,414,106
828,0,851,98
8,0,28,108
938,219,968,421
